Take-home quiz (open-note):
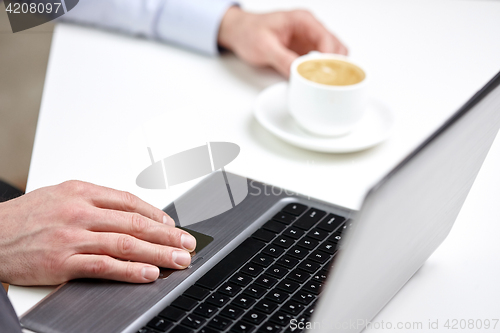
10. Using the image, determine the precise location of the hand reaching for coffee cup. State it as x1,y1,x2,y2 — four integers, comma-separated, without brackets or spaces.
0,181,196,286
218,7,348,78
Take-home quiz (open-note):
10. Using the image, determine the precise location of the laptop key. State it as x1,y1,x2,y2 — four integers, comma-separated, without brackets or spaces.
263,220,287,233
296,237,318,250
282,203,307,216
170,326,194,333
181,314,206,329
207,293,231,307
298,260,320,273
231,320,256,333
266,264,289,279
208,315,233,330
272,235,295,248
276,279,300,293
265,288,290,303
288,269,310,283
230,273,253,287
243,284,267,298
259,321,284,332
184,285,210,301
146,317,173,332
263,244,285,258
272,212,296,224
317,214,346,232
318,241,337,255
270,311,294,326
287,245,309,259
219,282,242,296
341,220,354,232
252,229,276,243
282,301,304,315
254,299,278,314
220,305,244,320
199,327,218,333
307,228,329,241
241,263,265,277
292,291,315,305
303,280,322,295
232,295,256,309
293,208,326,230
309,250,330,264
159,305,185,322
328,232,343,244
171,296,198,311
282,226,305,240
312,271,328,282
254,274,278,288
197,238,265,290
194,303,218,318
251,254,275,267
303,304,315,319
242,310,267,325
277,255,299,269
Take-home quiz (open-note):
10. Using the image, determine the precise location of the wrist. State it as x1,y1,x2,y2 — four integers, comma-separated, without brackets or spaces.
218,6,245,50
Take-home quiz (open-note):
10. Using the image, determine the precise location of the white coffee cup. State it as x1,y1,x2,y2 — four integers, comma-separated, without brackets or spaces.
288,53,368,137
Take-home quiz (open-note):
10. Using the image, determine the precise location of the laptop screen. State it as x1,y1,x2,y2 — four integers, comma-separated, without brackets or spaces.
313,72,500,333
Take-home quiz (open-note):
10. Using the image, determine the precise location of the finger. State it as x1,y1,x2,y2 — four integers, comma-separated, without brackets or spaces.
293,11,348,56
294,11,335,53
80,183,175,226
87,209,196,251
82,232,192,269
329,33,348,56
65,254,161,283
264,34,299,77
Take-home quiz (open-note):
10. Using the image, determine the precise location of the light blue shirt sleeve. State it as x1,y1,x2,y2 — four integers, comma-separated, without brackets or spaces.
61,0,237,56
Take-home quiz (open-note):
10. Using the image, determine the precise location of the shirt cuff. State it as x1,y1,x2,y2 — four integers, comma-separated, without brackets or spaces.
155,0,237,56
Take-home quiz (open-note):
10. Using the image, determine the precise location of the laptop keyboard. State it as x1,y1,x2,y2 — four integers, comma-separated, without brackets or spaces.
138,203,351,333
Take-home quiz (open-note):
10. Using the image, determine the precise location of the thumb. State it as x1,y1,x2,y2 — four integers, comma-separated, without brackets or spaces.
264,35,299,78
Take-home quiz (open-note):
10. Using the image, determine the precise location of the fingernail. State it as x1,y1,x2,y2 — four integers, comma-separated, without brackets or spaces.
163,215,175,226
181,234,196,252
142,266,159,281
172,250,191,267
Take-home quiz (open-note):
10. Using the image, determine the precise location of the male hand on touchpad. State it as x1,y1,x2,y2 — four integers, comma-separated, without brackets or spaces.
159,228,213,279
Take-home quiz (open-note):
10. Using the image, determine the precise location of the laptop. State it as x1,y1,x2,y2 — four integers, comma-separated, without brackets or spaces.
20,71,500,333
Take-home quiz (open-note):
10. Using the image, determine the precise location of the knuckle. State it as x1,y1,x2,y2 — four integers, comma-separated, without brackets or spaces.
53,227,77,244
163,227,182,245
117,235,136,256
62,204,88,223
153,247,169,265
62,180,87,195
124,263,136,281
88,258,109,276
122,191,138,211
130,213,147,234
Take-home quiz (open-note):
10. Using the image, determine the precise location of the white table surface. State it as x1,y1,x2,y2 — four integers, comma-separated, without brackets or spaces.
9,0,500,331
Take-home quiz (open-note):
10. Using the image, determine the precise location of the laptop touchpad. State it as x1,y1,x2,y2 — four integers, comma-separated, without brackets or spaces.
159,228,213,279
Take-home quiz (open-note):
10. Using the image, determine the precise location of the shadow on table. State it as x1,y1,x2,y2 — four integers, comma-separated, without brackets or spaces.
218,53,283,92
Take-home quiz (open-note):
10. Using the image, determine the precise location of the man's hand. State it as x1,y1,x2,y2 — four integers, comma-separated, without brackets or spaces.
0,181,196,286
218,7,348,77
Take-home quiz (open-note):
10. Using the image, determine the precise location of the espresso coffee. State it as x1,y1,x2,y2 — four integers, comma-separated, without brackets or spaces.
297,59,365,86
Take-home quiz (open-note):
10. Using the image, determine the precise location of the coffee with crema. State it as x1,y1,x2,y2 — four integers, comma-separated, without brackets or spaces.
297,59,365,86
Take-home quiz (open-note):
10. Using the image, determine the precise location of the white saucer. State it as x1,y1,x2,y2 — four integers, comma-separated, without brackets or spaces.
253,82,395,153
